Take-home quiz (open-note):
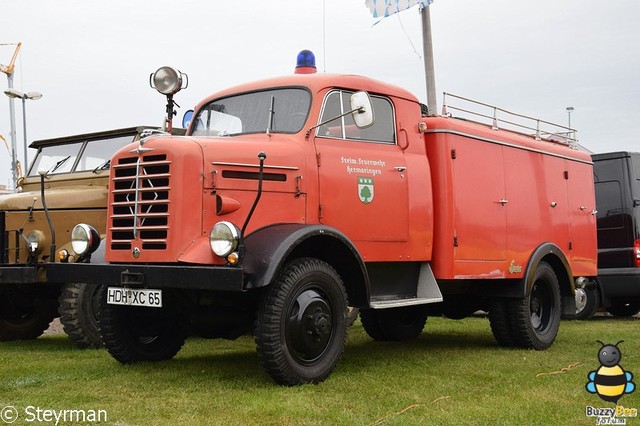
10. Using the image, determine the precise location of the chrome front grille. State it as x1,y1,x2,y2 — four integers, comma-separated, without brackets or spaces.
110,154,170,250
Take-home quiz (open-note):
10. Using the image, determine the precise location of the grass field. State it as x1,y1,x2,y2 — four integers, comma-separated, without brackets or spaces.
1,315,639,425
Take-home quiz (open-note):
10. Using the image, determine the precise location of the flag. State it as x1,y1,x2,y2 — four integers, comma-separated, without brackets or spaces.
365,0,433,19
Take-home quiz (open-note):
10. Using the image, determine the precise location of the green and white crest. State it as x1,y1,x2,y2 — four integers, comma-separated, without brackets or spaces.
358,177,374,204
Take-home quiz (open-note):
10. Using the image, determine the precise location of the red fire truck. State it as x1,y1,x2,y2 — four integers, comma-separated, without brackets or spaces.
48,51,597,385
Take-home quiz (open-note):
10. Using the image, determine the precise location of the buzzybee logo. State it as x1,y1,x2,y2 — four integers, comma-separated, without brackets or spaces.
585,341,637,425
586,341,635,403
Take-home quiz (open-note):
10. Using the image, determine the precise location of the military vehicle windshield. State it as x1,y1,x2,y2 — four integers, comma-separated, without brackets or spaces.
192,88,311,137
28,134,135,176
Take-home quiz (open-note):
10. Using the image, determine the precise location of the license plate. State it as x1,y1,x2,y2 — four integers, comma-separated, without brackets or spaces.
106,287,162,308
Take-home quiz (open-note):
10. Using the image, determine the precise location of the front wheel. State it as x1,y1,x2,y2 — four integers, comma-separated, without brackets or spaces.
0,288,57,341
254,258,348,386
508,261,561,350
58,283,102,348
99,287,188,364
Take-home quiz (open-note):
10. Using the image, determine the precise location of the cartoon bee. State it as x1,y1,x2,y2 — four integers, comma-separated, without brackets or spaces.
586,340,636,403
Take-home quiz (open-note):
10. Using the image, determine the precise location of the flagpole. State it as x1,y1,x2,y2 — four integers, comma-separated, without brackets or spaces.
421,4,438,116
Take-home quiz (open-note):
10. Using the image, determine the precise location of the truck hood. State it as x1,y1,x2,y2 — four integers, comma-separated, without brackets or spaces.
0,185,108,211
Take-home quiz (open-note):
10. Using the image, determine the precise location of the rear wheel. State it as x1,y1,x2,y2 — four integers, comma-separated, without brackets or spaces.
508,261,561,350
0,288,57,341
99,286,187,363
574,287,600,320
59,283,102,348
254,258,348,386
360,305,428,341
607,302,640,317
488,299,516,347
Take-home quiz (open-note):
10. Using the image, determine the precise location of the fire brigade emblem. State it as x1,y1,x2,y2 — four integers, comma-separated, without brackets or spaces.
358,177,374,204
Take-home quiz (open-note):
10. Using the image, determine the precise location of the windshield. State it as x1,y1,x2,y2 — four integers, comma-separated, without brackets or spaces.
192,88,311,137
28,134,135,176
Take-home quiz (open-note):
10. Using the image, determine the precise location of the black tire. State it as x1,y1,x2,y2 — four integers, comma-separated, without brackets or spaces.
508,261,561,350
607,302,640,317
0,288,57,341
99,286,187,364
488,299,516,347
443,297,478,320
360,305,428,341
254,258,348,386
346,307,359,327
58,283,102,348
574,287,600,320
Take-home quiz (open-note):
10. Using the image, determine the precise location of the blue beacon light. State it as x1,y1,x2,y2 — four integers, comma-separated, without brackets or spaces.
295,50,317,74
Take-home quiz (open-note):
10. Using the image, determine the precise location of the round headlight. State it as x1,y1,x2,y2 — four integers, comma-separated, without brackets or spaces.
152,66,183,95
27,230,45,254
209,221,240,257
71,224,100,256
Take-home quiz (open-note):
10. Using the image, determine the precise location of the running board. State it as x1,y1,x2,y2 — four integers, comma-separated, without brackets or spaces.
369,263,443,309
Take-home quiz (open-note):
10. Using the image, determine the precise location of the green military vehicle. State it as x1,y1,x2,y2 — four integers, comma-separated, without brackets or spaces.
0,127,147,347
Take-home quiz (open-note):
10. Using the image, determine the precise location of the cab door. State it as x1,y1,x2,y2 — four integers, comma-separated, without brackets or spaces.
314,90,409,244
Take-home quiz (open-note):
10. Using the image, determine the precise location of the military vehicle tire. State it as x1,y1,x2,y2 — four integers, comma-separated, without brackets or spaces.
0,288,57,341
508,261,561,350
488,299,517,347
99,287,187,363
254,258,348,386
59,283,102,348
360,305,428,341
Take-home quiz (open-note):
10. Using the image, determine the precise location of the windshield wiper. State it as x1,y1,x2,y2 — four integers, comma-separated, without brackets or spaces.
266,96,275,135
92,159,111,173
47,156,71,174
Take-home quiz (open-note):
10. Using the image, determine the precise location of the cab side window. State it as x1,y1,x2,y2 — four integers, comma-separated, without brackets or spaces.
317,90,395,144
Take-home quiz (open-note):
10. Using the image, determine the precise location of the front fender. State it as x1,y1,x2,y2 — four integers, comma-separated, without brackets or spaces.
242,224,370,306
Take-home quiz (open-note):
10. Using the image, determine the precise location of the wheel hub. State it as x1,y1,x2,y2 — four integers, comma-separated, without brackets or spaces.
287,289,333,363
307,309,330,338
530,282,552,332
575,288,587,312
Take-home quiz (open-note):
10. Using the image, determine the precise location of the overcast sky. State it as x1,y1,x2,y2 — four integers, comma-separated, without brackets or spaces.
1,0,639,188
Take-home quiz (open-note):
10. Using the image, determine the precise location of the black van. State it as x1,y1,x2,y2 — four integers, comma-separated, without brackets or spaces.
579,152,640,319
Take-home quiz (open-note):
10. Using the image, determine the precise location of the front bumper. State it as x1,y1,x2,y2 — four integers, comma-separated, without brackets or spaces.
45,262,245,292
0,265,38,284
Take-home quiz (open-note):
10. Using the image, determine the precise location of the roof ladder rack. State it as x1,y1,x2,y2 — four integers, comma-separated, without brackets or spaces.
441,92,578,148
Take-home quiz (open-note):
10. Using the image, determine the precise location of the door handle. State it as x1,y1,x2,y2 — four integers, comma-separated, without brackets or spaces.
497,199,508,206
394,166,406,172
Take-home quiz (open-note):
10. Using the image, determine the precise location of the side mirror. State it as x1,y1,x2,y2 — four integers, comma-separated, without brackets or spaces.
182,110,194,129
350,91,374,128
